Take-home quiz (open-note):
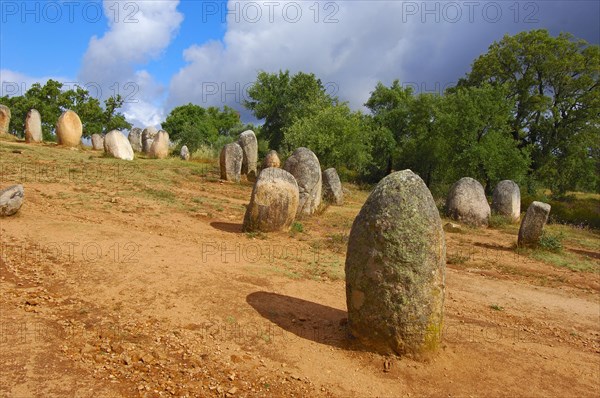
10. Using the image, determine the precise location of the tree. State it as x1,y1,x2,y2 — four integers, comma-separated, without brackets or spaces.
460,29,600,195
434,84,530,193
161,104,242,153
244,70,336,150
283,103,373,175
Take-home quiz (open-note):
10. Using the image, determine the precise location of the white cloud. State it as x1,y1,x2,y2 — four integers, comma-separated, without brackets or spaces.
79,0,183,128
0,69,72,97
167,0,570,120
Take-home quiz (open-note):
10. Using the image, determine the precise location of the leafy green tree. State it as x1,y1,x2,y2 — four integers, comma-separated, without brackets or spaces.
283,103,372,174
244,70,336,150
161,103,242,153
460,29,600,195
435,84,530,193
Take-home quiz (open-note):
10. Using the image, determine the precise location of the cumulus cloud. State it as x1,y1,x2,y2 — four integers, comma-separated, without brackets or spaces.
79,0,183,128
0,69,72,97
167,0,599,121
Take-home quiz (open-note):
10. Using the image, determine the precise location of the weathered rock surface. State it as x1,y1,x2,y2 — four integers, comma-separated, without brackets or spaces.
322,168,343,205
142,127,158,154
148,130,170,159
446,177,490,227
128,128,143,152
345,170,445,356
492,180,521,222
220,143,243,182
262,150,281,169
0,105,10,134
24,109,42,143
242,168,300,232
91,134,104,150
56,110,82,147
0,185,24,216
518,201,551,247
104,130,134,160
238,130,258,181
180,145,190,161
283,147,322,217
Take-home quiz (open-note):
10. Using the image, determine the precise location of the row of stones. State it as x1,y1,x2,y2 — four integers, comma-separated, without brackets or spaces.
446,177,551,247
220,142,343,232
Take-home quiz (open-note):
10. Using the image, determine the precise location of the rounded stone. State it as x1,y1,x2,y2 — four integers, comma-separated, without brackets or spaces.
0,184,24,217
128,128,143,152
142,126,158,154
104,130,134,161
0,105,11,134
345,170,446,356
180,145,190,161
446,177,490,227
56,110,82,147
283,147,322,217
322,168,343,206
262,150,281,169
238,130,258,181
518,201,551,247
148,130,170,159
91,134,104,150
220,142,243,182
492,180,521,222
242,168,300,233
24,109,42,143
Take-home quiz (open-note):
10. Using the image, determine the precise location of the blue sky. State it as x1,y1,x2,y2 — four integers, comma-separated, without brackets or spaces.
1,1,599,128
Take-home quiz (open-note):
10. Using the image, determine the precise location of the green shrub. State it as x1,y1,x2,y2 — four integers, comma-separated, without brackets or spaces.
538,231,564,252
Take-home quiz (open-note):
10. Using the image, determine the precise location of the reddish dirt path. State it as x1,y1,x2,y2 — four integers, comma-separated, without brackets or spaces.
1,141,599,397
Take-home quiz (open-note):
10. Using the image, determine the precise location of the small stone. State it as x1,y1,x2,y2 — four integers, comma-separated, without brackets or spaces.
180,145,190,161
446,177,490,227
0,185,24,216
283,147,322,217
518,201,551,247
148,130,170,159
91,133,104,150
24,109,42,143
322,167,343,205
104,130,134,160
128,127,143,152
220,142,243,182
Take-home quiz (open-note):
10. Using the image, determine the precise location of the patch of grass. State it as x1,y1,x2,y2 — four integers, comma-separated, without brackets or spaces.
489,214,512,229
490,304,504,311
447,254,469,265
245,231,267,240
531,251,597,272
291,222,304,233
538,231,564,252
143,188,176,202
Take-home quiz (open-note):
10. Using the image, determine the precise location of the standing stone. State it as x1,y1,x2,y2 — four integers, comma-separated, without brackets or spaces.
104,130,134,161
322,168,343,206
128,128,143,152
345,170,445,356
492,180,521,222
149,130,170,159
0,185,24,216
220,143,243,182
262,150,280,169
56,110,82,147
180,145,190,161
518,201,551,247
242,168,300,232
238,130,258,181
0,105,10,134
24,109,42,143
142,126,158,154
446,177,490,227
283,147,322,217
91,134,104,150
